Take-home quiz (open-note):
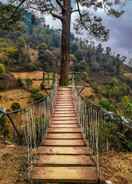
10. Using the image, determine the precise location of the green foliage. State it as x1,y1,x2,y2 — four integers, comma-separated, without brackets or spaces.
31,88,45,101
97,118,132,151
28,64,38,71
38,43,48,50
34,27,60,48
16,36,27,48
99,98,115,111
0,3,23,31
17,78,32,89
121,96,132,119
11,102,21,111
38,45,56,72
25,78,32,89
60,79,69,86
102,78,129,99
121,96,129,108
17,78,24,88
0,38,17,56
0,112,9,141
0,64,6,75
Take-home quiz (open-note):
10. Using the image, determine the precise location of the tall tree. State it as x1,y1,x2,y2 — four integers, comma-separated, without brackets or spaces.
9,0,124,85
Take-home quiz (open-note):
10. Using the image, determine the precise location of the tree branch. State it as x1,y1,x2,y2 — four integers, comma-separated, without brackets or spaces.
74,0,91,30
56,0,64,10
9,0,26,19
76,0,82,21
71,9,78,13
50,10,63,21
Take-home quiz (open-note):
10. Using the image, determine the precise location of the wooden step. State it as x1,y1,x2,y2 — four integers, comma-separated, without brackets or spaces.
54,111,75,113
53,114,76,117
55,99,73,101
47,133,82,139
55,107,74,109
52,117,77,121
50,124,78,128
41,139,85,146
35,155,95,167
55,105,74,108
31,166,98,183
48,128,81,133
55,102,73,104
37,146,90,155
51,121,77,125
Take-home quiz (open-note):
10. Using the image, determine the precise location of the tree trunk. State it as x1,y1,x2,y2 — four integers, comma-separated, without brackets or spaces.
59,0,71,86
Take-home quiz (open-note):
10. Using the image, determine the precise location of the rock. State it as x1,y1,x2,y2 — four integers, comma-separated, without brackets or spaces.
0,73,17,90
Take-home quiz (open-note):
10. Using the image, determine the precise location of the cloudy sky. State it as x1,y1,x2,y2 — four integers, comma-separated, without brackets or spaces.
45,0,132,60
99,0,132,59
1,0,132,59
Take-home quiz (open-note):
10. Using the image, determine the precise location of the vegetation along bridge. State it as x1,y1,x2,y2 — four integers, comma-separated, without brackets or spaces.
0,74,131,184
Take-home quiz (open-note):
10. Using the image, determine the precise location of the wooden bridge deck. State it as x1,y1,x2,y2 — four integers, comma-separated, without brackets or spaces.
31,87,98,183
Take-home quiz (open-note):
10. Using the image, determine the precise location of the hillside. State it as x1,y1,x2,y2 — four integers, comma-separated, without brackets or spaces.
0,2,132,184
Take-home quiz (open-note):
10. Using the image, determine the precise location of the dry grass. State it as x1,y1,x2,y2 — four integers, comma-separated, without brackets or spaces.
0,143,28,184
100,151,132,184
0,89,31,109
0,71,53,110
12,71,44,80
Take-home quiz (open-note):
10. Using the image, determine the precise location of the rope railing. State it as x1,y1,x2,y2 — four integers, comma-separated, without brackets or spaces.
0,74,58,180
71,72,132,181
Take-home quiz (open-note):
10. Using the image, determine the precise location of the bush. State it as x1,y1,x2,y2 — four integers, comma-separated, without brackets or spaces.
0,64,6,75
17,78,32,89
11,102,21,111
17,78,24,87
0,110,9,142
27,64,38,71
31,88,45,101
99,98,115,111
25,78,32,89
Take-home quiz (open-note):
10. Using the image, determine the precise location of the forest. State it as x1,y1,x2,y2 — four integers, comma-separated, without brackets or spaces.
0,1,132,184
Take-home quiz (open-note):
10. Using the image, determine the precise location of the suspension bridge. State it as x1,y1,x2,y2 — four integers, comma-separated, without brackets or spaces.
31,86,98,183
0,74,131,184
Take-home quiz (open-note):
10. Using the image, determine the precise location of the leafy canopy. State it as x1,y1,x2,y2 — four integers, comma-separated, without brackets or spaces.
9,0,125,41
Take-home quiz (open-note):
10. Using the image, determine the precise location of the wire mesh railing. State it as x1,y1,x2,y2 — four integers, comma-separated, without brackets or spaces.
0,74,58,180
72,72,132,181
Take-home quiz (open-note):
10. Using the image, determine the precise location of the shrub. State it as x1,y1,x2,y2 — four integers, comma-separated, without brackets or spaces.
25,78,32,89
17,78,24,87
17,78,32,89
99,98,115,111
11,102,21,111
0,64,6,75
31,88,45,101
27,64,38,71
0,110,9,142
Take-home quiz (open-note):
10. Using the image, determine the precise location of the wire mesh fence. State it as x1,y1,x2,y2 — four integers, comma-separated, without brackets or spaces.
0,74,58,180
72,72,132,180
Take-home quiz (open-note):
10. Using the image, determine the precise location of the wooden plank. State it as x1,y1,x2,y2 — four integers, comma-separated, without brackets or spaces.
47,133,82,139
35,155,95,167
54,111,75,113
49,124,78,128
53,114,76,117
52,117,77,121
37,146,90,155
32,166,98,183
41,139,85,146
48,127,81,133
51,122,77,125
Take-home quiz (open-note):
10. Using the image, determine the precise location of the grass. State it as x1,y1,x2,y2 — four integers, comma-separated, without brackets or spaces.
0,71,55,110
